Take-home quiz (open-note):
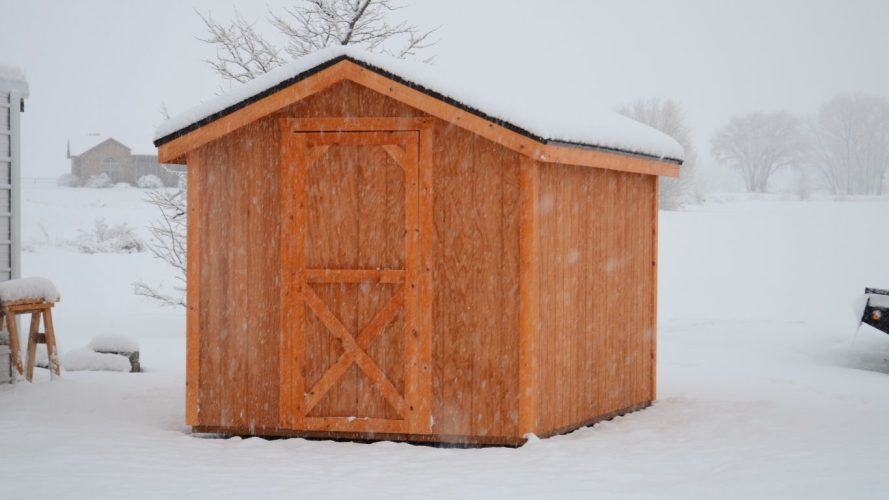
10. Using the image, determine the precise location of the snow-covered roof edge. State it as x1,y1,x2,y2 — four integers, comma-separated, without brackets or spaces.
0,64,29,97
155,48,684,164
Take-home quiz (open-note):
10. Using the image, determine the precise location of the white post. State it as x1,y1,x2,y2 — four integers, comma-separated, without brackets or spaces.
0,67,29,383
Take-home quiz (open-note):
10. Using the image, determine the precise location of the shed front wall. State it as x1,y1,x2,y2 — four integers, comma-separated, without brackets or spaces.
533,162,657,435
190,119,282,430
189,81,521,441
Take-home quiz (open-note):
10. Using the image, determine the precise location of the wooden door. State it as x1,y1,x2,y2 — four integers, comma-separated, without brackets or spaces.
281,129,428,435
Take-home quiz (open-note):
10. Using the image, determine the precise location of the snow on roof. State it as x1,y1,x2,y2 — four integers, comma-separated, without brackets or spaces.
0,64,29,96
155,46,684,162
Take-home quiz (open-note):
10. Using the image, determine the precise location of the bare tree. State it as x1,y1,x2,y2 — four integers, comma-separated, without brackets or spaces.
807,93,889,196
711,111,805,193
618,98,700,209
133,180,187,308
200,0,439,83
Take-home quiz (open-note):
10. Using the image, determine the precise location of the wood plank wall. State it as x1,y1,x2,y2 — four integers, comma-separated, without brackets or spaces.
430,123,520,439
534,163,656,435
193,120,281,430
193,81,521,438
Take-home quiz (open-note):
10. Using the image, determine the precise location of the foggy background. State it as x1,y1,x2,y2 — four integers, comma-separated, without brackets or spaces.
1,0,888,189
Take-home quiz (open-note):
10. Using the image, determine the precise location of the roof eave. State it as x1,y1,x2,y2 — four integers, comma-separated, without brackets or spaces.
156,58,681,177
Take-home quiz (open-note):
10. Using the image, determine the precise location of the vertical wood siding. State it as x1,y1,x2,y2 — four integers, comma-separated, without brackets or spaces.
194,120,280,430
534,163,656,434
190,80,655,442
430,124,520,439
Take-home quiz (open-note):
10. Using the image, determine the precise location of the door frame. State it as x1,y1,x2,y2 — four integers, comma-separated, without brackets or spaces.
278,117,434,435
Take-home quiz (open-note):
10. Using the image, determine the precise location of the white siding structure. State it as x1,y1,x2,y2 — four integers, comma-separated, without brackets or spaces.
0,66,27,384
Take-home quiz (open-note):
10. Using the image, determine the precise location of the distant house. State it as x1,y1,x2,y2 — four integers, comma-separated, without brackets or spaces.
67,134,182,187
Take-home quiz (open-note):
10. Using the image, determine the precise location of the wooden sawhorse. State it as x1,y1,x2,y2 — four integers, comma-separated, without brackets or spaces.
3,300,59,382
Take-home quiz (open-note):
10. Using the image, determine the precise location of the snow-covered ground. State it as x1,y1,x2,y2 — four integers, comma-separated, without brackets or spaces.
2,185,889,499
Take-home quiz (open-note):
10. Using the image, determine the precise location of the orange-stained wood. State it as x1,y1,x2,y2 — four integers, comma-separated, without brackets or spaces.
533,162,656,434
158,62,351,164
415,126,434,434
245,119,281,429
651,177,659,401
185,153,200,425
300,284,405,417
4,308,22,376
158,61,680,177
186,79,659,445
281,128,423,432
279,129,306,427
221,127,249,429
197,141,223,427
300,417,407,434
401,127,422,433
304,269,405,284
25,311,40,381
430,123,521,438
286,116,434,132
304,130,415,147
518,156,540,436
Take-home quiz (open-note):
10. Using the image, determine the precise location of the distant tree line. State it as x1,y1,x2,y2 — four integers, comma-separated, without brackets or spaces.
712,93,889,196
618,98,704,210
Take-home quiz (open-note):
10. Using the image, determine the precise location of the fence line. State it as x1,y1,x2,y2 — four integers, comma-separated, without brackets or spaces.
21,177,55,186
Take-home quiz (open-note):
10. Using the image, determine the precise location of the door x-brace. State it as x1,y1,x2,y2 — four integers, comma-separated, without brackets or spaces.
301,285,406,417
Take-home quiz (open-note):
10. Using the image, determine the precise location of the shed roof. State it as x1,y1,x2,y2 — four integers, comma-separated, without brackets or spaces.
155,47,683,175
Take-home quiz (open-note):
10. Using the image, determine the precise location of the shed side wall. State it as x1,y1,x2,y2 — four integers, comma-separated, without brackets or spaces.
535,163,656,434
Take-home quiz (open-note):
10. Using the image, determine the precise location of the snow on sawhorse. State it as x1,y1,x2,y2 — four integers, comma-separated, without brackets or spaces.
0,277,61,382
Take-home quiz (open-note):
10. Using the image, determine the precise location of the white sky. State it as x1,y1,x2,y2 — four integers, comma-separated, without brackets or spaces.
2,0,888,178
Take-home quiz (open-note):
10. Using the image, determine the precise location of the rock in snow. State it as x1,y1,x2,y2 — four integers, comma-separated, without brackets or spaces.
0,277,61,303
62,347,131,373
155,46,685,162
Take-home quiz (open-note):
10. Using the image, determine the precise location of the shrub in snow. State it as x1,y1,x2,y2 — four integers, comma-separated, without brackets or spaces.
137,174,164,189
84,173,113,188
56,173,82,187
134,184,186,307
62,347,131,372
114,182,132,189
71,219,144,254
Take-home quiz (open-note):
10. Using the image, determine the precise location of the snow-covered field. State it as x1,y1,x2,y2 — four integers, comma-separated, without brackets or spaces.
2,184,889,499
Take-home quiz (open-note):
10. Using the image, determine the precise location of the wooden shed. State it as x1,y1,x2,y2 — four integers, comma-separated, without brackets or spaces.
154,47,682,446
